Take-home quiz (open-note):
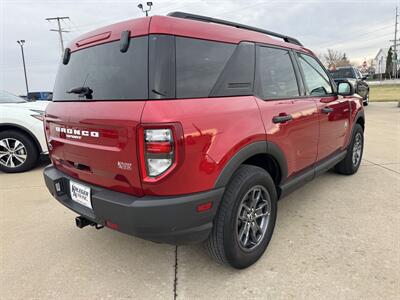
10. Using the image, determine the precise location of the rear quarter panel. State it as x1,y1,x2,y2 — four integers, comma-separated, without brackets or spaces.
141,96,266,196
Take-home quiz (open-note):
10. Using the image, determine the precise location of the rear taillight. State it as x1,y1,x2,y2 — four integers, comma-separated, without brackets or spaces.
138,124,183,181
145,129,173,176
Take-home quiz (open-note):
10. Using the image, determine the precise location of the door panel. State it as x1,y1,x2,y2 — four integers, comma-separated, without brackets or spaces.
315,96,350,161
254,46,319,178
354,69,368,98
256,97,319,178
294,52,348,162
356,81,368,98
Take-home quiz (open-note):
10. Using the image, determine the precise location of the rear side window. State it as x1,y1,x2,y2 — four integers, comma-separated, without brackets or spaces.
297,53,333,96
53,36,148,101
149,35,175,99
256,46,300,100
175,37,235,98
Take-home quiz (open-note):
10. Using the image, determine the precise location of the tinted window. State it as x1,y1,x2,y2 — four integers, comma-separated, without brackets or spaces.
176,37,235,98
28,92,52,100
256,46,299,99
297,54,333,96
210,42,255,97
53,36,148,101
149,35,175,99
0,90,26,103
330,68,355,79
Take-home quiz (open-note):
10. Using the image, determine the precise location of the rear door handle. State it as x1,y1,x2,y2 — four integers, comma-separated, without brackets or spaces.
272,114,293,124
321,107,334,114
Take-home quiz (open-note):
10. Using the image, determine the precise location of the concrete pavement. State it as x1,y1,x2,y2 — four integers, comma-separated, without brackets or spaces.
1,102,399,299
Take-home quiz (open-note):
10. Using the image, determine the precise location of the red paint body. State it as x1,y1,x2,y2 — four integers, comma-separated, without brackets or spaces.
45,15,363,197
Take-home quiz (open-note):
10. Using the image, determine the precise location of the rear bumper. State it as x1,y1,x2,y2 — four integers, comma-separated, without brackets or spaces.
43,165,224,244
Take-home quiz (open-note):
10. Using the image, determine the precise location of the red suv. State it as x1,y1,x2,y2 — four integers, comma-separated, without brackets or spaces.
43,12,365,269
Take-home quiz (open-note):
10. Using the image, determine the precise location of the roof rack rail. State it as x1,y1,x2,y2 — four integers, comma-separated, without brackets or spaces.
167,11,303,47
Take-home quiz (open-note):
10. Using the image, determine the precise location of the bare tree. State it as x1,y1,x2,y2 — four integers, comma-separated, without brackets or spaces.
337,53,351,67
322,49,352,69
323,49,342,69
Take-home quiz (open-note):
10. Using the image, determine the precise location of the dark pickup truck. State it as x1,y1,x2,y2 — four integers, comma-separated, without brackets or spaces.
330,67,369,106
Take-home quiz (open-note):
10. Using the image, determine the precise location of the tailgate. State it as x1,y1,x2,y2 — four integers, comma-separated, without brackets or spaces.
45,101,146,196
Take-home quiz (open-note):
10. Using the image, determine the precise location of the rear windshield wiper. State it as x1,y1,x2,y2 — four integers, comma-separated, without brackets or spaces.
67,86,93,99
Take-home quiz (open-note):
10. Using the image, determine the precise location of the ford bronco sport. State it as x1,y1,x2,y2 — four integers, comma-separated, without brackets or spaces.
43,12,365,269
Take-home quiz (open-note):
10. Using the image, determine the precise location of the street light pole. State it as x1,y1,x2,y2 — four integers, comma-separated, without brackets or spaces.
17,40,29,99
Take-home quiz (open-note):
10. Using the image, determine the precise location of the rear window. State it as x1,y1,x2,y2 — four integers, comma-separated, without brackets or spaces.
330,68,355,79
53,36,148,101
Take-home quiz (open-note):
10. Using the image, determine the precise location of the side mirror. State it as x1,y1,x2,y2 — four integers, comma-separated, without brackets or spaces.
337,81,354,96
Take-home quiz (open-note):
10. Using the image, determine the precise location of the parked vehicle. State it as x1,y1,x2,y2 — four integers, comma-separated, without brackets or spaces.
28,91,53,101
43,12,365,269
330,66,370,106
0,90,48,172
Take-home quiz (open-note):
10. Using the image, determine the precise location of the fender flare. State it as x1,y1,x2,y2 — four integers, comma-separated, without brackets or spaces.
344,109,365,149
214,141,288,188
354,110,365,128
0,123,43,153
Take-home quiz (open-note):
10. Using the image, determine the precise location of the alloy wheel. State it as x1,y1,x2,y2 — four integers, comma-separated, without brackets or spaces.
0,138,28,168
236,185,271,251
352,132,362,166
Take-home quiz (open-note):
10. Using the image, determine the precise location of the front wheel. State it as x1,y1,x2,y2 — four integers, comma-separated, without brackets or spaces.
206,165,277,269
363,92,369,106
335,123,364,175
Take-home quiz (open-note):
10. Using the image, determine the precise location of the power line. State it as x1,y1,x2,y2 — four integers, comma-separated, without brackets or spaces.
312,33,393,55
314,23,393,49
46,16,70,56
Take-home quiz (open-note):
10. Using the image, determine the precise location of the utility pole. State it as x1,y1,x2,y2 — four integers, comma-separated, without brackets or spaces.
46,17,70,56
389,7,399,79
17,40,29,98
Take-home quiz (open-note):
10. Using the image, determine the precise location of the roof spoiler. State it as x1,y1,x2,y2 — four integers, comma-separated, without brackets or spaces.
167,11,303,47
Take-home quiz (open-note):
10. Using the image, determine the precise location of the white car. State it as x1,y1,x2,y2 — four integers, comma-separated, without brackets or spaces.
0,90,49,173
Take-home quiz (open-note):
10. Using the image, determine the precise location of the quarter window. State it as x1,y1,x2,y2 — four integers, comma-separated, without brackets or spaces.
297,53,333,96
256,46,300,99
175,37,235,98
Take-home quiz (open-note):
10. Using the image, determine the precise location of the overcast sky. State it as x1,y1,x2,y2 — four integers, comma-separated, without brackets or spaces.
1,0,399,95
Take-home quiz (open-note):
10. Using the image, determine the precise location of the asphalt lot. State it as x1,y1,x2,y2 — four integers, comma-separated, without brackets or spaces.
1,102,399,299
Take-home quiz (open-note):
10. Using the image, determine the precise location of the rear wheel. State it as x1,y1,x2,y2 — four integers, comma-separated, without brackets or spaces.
0,130,39,173
206,165,277,269
335,123,364,175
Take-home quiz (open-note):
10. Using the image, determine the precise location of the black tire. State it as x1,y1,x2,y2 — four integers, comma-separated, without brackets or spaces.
363,92,369,106
206,165,277,269
335,123,364,175
0,130,39,173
